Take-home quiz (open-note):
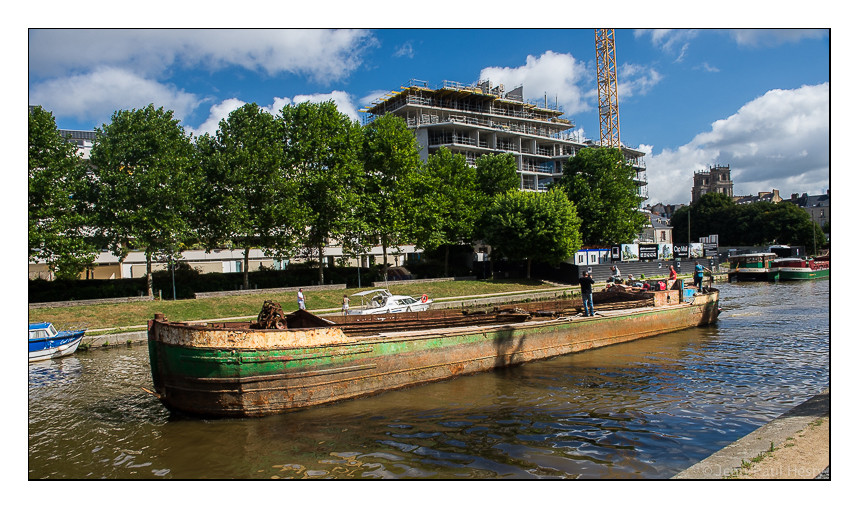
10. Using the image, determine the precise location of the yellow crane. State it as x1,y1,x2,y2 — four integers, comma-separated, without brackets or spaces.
595,29,621,148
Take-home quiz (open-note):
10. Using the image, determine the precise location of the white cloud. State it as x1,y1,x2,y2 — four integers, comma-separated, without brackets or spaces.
645,83,829,205
393,42,414,58
634,29,698,62
479,51,591,115
28,67,201,127
728,29,828,47
291,91,361,122
191,98,247,138
695,62,720,73
28,29,377,83
191,91,361,136
618,63,662,99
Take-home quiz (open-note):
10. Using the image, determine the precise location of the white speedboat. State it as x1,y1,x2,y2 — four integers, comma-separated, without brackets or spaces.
346,289,432,315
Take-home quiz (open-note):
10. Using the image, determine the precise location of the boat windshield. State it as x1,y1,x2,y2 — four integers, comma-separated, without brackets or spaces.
48,324,58,336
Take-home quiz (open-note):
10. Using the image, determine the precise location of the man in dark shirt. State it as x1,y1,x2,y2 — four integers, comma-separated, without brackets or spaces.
579,270,595,317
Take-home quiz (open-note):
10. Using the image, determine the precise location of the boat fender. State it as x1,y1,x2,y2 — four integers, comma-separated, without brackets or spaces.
421,294,429,303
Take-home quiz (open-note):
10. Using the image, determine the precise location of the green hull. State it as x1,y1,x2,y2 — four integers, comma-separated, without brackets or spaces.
148,291,720,417
777,268,830,280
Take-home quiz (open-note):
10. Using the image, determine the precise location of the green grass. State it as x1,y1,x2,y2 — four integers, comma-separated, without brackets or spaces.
29,279,567,332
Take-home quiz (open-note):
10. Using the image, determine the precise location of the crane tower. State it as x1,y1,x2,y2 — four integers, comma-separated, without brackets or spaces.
595,29,621,148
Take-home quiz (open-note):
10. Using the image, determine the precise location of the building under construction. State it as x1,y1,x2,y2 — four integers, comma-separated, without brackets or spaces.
362,79,647,198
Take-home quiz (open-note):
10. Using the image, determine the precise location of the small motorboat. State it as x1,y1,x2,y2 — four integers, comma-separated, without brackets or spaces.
28,322,86,362
346,289,432,315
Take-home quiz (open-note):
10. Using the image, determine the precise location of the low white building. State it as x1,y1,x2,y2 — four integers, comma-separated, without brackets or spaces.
29,245,424,281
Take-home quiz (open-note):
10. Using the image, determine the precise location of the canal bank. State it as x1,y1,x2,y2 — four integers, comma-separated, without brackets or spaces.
673,388,830,479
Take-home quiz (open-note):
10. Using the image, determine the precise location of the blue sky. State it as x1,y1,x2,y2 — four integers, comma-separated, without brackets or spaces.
28,23,831,206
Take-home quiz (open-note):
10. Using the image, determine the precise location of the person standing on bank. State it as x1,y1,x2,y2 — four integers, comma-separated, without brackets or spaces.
341,294,349,316
297,288,306,310
579,270,596,317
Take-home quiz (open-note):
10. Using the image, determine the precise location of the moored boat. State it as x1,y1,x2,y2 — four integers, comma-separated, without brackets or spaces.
772,256,830,280
346,289,432,315
727,253,779,282
29,323,86,362
147,286,720,418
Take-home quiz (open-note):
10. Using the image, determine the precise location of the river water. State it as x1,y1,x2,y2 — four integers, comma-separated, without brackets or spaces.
28,279,830,479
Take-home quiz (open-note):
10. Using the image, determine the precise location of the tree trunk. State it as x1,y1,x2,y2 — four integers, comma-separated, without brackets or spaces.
526,258,532,280
382,235,389,268
145,251,153,298
318,243,325,285
444,245,450,277
243,247,250,290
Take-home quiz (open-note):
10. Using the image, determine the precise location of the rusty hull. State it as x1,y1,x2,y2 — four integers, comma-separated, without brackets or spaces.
148,289,720,417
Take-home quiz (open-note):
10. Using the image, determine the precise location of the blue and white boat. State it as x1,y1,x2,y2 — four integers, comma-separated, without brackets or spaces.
28,322,85,362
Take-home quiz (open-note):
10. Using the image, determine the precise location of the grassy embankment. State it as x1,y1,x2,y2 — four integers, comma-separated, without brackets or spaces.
29,279,571,335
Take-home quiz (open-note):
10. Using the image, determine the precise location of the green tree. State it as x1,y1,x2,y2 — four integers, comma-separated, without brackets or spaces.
279,101,364,285
482,188,582,279
671,193,736,243
196,103,301,289
89,104,197,297
474,152,519,239
558,146,642,245
360,114,422,268
28,106,97,279
745,201,826,250
412,148,482,276
672,194,827,252
475,152,519,198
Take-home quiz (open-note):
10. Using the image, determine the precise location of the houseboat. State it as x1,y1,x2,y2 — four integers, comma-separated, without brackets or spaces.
147,287,720,418
727,253,779,282
771,256,830,281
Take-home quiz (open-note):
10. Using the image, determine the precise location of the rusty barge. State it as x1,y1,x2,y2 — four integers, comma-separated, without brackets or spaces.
147,287,720,417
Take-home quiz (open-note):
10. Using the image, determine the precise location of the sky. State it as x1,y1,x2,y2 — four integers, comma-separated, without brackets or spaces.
27,11,832,208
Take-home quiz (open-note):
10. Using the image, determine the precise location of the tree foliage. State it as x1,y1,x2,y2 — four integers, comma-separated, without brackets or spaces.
482,188,582,279
279,101,364,284
88,104,197,296
28,106,96,279
558,146,642,245
411,148,482,276
360,114,422,267
670,192,827,251
475,152,519,199
195,103,302,288
473,152,519,243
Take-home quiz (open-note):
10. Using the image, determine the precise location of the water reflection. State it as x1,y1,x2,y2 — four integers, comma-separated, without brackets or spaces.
28,357,82,389
28,279,829,479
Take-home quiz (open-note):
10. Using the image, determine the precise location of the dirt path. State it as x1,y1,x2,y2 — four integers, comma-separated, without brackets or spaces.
731,416,829,479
